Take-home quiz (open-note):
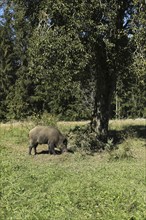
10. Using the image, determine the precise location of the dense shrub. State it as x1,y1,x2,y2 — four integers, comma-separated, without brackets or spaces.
27,112,58,127
68,125,105,153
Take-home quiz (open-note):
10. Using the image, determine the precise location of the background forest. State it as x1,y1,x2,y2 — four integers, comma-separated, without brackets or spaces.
0,0,146,122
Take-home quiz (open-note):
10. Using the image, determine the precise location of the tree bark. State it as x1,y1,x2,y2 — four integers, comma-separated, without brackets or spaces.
90,40,116,143
91,79,114,143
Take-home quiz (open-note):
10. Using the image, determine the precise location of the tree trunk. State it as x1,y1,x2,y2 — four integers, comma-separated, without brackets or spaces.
90,0,131,144
91,85,113,143
90,40,116,143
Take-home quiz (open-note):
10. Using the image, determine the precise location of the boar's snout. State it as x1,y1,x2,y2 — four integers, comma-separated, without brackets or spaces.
61,138,68,153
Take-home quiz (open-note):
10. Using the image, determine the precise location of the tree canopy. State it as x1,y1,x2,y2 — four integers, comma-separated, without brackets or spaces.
0,0,145,140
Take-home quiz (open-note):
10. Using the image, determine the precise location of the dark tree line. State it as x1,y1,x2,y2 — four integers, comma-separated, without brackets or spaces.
0,0,146,141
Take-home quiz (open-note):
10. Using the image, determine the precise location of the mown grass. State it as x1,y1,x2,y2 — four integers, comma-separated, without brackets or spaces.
0,119,146,220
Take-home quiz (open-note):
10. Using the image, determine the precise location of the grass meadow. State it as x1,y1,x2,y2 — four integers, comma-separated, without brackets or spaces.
0,119,146,220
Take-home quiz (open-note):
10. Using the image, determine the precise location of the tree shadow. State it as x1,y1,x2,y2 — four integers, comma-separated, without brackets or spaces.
108,130,123,145
128,125,146,139
109,125,146,145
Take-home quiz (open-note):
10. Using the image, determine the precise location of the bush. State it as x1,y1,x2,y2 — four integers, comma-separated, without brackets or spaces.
105,138,115,151
68,125,105,153
27,112,58,127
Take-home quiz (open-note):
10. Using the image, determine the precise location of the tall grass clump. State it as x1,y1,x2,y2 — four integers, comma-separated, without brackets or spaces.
107,141,134,161
107,129,137,161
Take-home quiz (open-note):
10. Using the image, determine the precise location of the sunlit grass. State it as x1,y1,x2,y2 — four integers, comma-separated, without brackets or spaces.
0,119,146,220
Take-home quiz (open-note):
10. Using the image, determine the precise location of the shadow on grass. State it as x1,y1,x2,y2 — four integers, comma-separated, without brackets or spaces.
109,125,146,145
130,125,146,138
37,150,50,155
37,149,61,155
37,149,74,155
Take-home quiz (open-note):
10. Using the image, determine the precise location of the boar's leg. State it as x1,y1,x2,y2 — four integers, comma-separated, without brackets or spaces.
34,145,38,155
49,142,56,155
29,143,38,155
29,145,33,155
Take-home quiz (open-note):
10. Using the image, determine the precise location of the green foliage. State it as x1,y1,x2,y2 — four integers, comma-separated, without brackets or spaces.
0,0,145,124
27,112,58,127
105,138,115,151
68,125,105,153
0,5,16,120
112,1,146,119
112,53,146,119
26,6,90,120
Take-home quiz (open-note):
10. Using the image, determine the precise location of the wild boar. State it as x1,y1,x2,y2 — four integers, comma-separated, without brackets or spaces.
28,126,67,155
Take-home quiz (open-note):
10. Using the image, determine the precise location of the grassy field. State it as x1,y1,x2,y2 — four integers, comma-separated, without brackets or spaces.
0,119,146,220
